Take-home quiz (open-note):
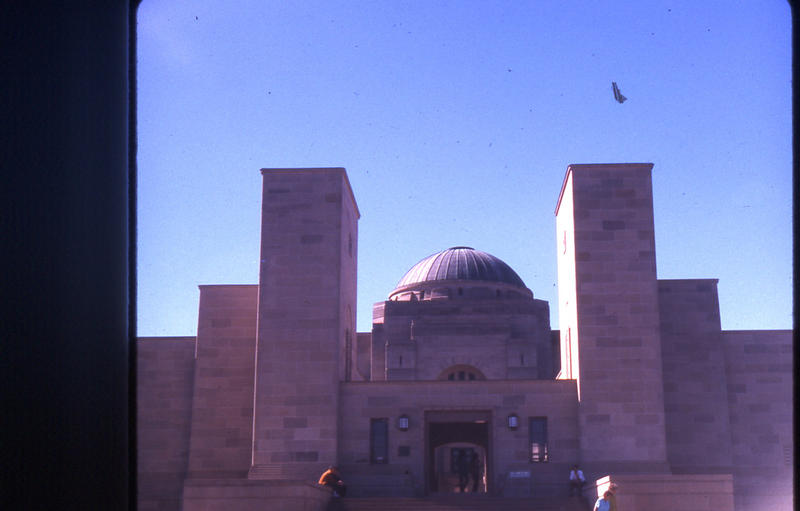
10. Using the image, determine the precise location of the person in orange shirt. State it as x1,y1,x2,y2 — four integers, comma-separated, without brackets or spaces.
318,466,346,497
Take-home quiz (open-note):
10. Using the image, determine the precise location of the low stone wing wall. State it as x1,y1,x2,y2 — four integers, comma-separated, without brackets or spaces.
590,474,734,511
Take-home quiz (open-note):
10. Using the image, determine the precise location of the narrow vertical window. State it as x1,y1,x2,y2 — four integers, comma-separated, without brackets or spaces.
370,419,389,464
529,417,549,462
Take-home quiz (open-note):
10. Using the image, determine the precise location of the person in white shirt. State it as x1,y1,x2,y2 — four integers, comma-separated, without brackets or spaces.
569,465,586,497
594,490,612,511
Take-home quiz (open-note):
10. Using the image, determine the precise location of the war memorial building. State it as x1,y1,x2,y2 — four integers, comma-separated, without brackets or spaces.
137,164,792,511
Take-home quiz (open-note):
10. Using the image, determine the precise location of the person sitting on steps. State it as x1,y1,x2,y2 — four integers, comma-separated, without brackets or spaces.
569,464,586,497
318,466,347,498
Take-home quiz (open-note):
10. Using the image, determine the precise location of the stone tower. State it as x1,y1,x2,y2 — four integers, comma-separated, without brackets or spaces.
555,163,669,474
249,168,359,480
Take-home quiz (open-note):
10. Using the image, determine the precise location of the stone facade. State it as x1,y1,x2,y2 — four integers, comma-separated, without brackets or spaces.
372,296,553,382
137,337,196,511
722,330,793,511
186,285,258,479
659,279,734,473
137,165,792,511
338,379,579,497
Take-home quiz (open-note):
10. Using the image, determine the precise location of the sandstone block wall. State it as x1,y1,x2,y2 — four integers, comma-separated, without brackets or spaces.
550,330,561,377
374,298,552,381
251,168,358,480
369,317,387,381
723,330,793,511
185,285,258,479
594,474,734,511
354,332,372,381
416,332,507,380
338,379,578,497
658,279,733,472
555,169,579,382
555,163,668,469
338,171,359,384
137,337,196,511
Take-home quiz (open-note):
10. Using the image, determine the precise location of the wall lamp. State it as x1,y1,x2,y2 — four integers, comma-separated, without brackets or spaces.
507,413,519,430
397,414,410,431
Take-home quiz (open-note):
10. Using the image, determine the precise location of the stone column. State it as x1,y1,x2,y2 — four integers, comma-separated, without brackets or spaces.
555,163,668,473
249,168,359,480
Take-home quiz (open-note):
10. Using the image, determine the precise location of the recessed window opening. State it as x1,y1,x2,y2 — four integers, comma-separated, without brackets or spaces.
370,418,389,464
529,417,549,462
399,356,403,368
520,353,525,365
458,287,463,296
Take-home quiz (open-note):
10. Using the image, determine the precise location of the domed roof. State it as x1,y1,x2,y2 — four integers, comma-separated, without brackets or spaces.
394,247,527,290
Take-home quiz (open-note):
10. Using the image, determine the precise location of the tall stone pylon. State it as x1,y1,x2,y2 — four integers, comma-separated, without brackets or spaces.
555,163,669,474
249,168,359,480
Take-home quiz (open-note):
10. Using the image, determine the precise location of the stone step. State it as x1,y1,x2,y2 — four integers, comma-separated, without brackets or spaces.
338,495,592,511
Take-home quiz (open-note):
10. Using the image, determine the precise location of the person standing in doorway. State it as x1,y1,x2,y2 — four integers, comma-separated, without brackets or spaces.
456,451,470,493
470,453,482,493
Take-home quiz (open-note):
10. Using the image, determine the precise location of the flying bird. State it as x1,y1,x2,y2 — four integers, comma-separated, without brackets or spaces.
612,82,627,103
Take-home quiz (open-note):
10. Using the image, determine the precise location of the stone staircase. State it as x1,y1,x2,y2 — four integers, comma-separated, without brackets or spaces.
344,473,416,497
337,495,592,511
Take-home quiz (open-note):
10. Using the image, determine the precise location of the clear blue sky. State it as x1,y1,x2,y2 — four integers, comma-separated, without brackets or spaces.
137,0,792,336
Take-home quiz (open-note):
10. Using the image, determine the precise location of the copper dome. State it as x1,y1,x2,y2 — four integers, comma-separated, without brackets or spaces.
393,247,527,291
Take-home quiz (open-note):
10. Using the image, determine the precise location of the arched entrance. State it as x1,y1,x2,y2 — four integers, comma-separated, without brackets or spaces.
437,365,487,382
425,411,491,495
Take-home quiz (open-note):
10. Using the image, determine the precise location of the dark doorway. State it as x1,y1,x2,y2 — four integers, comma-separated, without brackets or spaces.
426,416,490,494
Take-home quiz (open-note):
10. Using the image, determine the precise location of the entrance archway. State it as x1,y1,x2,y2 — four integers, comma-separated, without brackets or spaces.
425,411,491,495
